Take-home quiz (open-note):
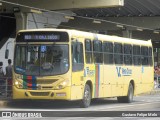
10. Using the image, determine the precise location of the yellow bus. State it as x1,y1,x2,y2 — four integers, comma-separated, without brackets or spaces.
8,29,154,107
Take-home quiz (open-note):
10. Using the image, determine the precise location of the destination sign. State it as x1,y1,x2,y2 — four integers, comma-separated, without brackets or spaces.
16,31,69,42
24,34,60,41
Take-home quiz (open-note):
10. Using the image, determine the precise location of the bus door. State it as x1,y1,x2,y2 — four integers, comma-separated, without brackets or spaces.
71,39,84,100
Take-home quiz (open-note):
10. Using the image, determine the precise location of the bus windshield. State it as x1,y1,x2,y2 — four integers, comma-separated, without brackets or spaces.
14,44,69,76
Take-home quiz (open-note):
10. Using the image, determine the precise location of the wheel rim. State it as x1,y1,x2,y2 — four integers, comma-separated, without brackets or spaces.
84,87,90,105
129,85,133,101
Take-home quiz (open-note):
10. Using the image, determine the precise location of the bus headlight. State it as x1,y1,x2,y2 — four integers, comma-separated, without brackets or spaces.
14,81,23,89
54,80,69,90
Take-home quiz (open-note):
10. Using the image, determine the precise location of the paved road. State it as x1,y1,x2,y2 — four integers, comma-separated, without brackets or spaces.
1,95,160,111
1,94,160,119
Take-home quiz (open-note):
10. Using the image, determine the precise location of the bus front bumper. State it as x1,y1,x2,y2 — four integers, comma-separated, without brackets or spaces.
12,86,71,100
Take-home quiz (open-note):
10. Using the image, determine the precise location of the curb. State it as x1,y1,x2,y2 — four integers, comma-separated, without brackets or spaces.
138,89,160,96
0,101,7,107
150,89,160,95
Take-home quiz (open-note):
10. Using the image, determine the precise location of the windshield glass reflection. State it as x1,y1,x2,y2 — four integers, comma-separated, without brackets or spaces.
15,45,69,76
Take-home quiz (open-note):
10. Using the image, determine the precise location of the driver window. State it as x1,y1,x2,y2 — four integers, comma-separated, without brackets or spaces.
72,41,84,72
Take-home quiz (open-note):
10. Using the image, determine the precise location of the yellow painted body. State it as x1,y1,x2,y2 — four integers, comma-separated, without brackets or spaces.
13,29,154,101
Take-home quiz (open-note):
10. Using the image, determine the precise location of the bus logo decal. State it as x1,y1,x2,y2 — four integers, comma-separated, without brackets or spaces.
116,67,132,77
142,66,144,73
84,67,95,77
116,67,121,77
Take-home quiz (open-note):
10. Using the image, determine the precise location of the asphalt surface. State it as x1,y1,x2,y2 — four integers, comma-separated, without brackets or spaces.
0,88,160,119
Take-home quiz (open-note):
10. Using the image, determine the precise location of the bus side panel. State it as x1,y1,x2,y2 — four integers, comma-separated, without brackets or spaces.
82,64,104,99
95,64,104,98
103,65,112,97
70,86,83,100
122,66,133,96
71,71,84,100
83,64,96,99
111,65,124,97
130,66,142,95
141,66,154,93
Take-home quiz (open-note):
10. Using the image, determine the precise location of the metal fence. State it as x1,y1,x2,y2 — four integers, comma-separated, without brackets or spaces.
0,77,12,99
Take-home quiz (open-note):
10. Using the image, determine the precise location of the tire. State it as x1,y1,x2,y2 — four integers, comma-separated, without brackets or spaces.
79,84,91,108
117,96,125,103
117,83,134,103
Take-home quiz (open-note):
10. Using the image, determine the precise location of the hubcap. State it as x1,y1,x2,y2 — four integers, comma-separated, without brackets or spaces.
84,88,90,104
129,86,133,101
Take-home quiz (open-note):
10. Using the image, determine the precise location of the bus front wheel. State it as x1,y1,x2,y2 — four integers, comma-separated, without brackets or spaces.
79,84,91,108
117,83,134,103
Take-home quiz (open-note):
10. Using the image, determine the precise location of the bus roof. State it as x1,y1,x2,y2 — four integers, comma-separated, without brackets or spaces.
18,28,152,46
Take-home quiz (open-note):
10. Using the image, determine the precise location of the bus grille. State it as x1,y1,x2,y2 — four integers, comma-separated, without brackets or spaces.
30,92,50,96
42,86,53,89
37,79,58,84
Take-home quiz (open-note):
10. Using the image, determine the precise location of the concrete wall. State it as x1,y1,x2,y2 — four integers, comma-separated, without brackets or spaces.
27,12,69,29
0,11,72,72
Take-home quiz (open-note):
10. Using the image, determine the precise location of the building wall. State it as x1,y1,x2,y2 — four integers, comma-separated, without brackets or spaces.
0,38,14,74
0,11,72,72
27,12,69,29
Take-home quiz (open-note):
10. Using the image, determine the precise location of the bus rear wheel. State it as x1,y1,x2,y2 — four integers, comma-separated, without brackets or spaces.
79,84,91,108
117,83,134,103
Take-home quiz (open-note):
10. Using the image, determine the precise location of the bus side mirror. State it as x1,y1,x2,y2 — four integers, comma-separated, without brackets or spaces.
5,49,9,59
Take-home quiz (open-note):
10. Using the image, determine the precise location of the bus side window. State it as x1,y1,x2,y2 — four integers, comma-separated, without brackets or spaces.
148,47,153,66
85,39,92,63
133,45,141,65
141,46,148,66
124,44,132,65
17,46,27,69
103,41,113,64
93,40,103,64
72,41,84,72
114,43,123,65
